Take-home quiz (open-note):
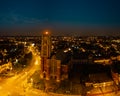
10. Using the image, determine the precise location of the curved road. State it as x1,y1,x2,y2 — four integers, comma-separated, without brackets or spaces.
0,52,47,96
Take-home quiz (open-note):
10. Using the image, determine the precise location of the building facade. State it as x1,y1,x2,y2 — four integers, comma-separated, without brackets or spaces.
40,32,51,79
40,32,68,82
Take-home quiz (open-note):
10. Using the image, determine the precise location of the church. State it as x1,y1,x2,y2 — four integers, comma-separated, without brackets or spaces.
40,32,69,82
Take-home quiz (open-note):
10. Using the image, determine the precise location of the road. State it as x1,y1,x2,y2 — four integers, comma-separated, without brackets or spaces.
0,52,47,96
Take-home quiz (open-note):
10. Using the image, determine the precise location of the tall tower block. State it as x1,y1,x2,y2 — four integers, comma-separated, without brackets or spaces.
40,31,51,79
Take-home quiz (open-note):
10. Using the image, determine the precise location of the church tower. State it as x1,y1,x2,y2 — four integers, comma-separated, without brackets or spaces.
40,31,61,82
40,31,51,79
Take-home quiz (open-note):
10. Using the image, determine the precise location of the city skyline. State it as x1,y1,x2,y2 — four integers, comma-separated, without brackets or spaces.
0,0,120,36
1,34,120,95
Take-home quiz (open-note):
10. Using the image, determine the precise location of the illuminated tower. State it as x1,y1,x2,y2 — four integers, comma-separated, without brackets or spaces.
40,31,62,82
40,31,51,79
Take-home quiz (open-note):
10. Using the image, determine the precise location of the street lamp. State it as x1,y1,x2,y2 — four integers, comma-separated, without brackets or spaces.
25,72,28,83
30,78,33,86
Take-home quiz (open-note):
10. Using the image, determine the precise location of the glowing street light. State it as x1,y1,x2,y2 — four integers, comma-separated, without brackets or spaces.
30,78,33,83
35,59,39,65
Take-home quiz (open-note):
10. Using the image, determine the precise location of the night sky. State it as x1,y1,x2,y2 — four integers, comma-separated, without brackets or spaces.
0,0,120,36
